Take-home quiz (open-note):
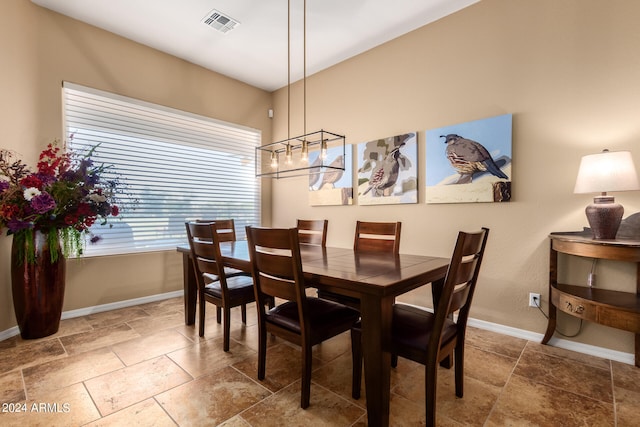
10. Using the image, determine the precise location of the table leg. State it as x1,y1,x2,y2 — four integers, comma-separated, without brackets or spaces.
182,252,196,325
360,293,394,427
541,299,557,344
542,244,558,345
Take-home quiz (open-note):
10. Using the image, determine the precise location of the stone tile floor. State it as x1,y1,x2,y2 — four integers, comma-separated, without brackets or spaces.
1,296,639,426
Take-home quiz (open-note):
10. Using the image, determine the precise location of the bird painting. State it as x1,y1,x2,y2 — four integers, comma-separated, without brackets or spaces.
308,155,323,190
441,134,508,184
318,155,344,189
308,144,353,206
362,142,409,196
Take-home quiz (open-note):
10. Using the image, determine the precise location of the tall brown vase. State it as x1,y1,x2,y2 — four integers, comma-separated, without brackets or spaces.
11,230,66,339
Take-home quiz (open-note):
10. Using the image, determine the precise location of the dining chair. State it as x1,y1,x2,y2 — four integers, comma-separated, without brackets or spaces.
209,218,237,242
350,227,490,427
196,218,252,322
246,226,360,409
353,220,401,253
296,219,328,247
186,221,262,351
317,220,402,309
195,218,238,242
197,218,247,276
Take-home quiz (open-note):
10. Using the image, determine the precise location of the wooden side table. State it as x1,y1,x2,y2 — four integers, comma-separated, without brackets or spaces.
542,224,640,366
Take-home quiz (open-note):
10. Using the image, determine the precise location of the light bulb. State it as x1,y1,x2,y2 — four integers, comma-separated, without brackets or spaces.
300,140,308,162
320,139,327,160
270,151,278,168
285,144,292,164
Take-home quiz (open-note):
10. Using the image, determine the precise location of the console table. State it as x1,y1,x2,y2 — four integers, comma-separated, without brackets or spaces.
542,214,640,366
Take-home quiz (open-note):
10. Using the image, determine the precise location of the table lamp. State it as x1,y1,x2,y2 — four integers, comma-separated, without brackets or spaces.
574,149,640,239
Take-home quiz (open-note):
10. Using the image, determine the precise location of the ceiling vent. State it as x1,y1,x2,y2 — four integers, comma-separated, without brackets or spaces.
202,9,240,34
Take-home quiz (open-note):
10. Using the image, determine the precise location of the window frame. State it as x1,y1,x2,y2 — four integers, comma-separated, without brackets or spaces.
62,82,262,257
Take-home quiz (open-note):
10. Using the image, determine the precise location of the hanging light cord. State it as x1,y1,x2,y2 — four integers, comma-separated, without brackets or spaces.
287,0,291,141
303,0,307,136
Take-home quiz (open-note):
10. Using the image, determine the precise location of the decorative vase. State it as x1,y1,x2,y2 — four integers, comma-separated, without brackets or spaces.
11,230,66,339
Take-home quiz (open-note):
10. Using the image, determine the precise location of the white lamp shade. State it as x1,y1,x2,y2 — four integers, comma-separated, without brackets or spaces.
574,150,640,194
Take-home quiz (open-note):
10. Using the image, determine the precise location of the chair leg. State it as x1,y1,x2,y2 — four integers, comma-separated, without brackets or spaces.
198,295,206,337
223,307,231,352
301,344,312,409
241,304,247,324
455,343,464,398
216,306,222,324
257,325,267,381
351,326,362,399
266,298,276,338
425,360,438,427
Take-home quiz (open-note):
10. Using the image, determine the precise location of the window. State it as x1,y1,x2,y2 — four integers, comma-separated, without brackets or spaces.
62,82,261,257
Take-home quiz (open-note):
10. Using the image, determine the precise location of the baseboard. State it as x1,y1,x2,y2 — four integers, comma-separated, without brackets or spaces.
0,326,19,342
468,317,635,366
0,295,634,366
59,290,184,319
0,290,183,342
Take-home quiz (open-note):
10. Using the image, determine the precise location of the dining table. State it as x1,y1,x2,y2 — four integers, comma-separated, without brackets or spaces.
177,241,449,427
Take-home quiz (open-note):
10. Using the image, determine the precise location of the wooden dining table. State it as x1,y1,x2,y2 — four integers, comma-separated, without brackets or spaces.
177,241,449,427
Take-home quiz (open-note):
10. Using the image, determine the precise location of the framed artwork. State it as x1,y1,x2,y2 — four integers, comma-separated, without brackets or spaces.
425,114,512,203
308,144,353,206
357,132,418,205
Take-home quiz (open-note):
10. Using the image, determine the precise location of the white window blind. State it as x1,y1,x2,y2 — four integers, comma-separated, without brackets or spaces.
62,82,261,257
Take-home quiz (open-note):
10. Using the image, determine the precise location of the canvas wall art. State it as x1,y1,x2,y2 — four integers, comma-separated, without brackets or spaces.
425,114,512,203
357,132,417,205
308,144,353,206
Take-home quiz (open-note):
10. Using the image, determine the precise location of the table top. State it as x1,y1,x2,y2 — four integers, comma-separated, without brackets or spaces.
550,231,640,246
549,232,640,263
178,242,449,298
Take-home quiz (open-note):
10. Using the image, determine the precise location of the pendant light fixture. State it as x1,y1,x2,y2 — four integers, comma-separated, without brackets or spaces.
255,0,345,178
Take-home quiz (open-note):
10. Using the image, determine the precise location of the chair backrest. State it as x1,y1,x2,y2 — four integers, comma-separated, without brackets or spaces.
185,221,225,287
432,227,489,349
353,221,401,254
246,226,308,316
196,218,237,242
213,219,237,242
297,219,328,247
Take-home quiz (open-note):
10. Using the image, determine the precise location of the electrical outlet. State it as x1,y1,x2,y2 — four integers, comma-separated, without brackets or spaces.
529,292,541,308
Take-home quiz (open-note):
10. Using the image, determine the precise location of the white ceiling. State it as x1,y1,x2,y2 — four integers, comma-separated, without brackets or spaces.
31,0,479,92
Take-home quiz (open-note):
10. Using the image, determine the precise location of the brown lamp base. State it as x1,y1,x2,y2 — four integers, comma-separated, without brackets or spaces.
585,196,624,240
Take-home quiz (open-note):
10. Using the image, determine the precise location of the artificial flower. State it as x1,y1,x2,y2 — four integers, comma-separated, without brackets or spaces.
30,192,56,213
89,193,107,203
0,139,128,262
23,187,41,201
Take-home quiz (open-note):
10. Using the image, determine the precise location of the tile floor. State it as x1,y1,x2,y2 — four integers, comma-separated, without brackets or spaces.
1,296,639,426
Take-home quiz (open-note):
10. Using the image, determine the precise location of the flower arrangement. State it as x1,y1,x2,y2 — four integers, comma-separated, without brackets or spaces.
0,139,123,263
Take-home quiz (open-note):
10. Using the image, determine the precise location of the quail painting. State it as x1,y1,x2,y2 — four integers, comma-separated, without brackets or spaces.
358,132,417,204
318,155,344,189
308,146,353,206
308,155,323,190
441,134,508,184
362,142,408,196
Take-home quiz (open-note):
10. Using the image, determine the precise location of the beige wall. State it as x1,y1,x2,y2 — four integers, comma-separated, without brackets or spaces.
2,0,640,358
271,0,640,354
0,1,272,331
